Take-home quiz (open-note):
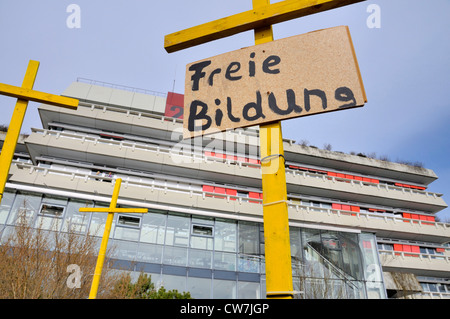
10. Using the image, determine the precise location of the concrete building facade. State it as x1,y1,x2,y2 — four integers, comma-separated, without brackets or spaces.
1,79,449,299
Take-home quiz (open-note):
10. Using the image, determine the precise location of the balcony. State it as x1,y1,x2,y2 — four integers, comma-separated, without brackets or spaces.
24,128,262,188
379,250,450,278
8,161,450,244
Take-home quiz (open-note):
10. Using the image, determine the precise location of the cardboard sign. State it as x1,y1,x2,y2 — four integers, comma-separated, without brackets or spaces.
183,25,366,138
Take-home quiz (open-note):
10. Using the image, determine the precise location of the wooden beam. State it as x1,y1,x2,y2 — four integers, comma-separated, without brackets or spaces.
0,83,78,109
164,0,365,53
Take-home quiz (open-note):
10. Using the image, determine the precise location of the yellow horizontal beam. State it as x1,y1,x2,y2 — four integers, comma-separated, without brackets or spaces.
79,207,148,214
0,82,78,109
164,0,365,52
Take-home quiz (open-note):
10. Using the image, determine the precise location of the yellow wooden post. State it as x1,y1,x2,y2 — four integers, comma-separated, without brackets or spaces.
252,0,293,299
78,178,148,299
164,0,365,299
0,60,78,203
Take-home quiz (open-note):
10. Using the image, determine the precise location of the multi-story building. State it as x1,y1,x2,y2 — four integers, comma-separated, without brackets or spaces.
1,79,449,299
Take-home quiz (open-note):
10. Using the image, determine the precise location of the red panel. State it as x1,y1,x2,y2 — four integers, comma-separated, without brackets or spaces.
362,178,371,183
164,92,184,119
203,185,214,197
336,173,345,179
226,188,237,201
289,165,299,169
419,215,428,221
237,156,246,162
341,205,351,211
204,151,215,157
248,158,259,164
436,248,445,253
411,246,420,254
249,192,261,203
351,206,360,212
226,155,237,161
327,172,337,177
345,174,354,180
393,244,403,251
402,213,411,219
215,153,226,159
332,203,341,210
427,216,435,222
203,185,214,192
370,179,379,184
214,187,226,194
214,187,226,199
395,183,403,187
402,245,412,252
354,176,363,181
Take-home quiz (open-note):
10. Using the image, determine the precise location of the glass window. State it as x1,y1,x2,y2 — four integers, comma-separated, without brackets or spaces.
189,248,212,268
192,224,213,236
114,215,141,241
161,274,186,292
238,281,261,299
0,191,15,224
165,214,189,247
290,227,302,266
340,232,363,280
238,221,260,255
163,245,187,266
113,240,138,261
137,242,163,264
140,211,166,244
7,193,42,225
62,199,92,234
118,215,140,227
214,220,236,252
213,279,237,299
36,203,65,230
187,277,211,299
115,225,140,241
88,203,113,237
214,251,236,271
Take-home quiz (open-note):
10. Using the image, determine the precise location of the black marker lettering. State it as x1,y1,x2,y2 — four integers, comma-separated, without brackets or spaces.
262,55,281,74
208,68,221,87
286,89,303,113
226,97,241,123
188,100,211,132
268,90,303,115
249,52,256,77
304,88,327,111
189,61,211,91
243,91,265,121
215,109,223,126
335,86,357,108
225,62,242,81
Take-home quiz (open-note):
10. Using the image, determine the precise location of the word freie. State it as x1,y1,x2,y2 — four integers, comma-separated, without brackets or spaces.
183,26,367,138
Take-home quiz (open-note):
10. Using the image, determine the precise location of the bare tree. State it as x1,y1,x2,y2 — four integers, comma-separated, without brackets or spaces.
0,200,119,299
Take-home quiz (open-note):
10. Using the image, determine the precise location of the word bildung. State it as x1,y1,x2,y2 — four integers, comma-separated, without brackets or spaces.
183,26,366,139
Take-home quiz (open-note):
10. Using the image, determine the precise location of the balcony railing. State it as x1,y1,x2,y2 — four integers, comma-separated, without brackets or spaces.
12,161,450,232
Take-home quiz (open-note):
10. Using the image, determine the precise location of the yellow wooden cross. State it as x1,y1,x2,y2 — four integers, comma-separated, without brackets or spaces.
165,0,365,299
0,60,79,203
79,178,148,299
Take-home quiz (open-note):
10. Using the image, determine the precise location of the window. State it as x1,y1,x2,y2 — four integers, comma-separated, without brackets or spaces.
115,215,141,241
192,224,214,237
39,204,65,217
118,215,141,227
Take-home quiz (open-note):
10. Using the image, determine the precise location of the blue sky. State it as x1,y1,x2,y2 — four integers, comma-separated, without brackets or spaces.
0,0,449,219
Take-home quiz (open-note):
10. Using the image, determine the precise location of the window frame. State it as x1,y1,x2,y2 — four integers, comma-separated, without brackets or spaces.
191,223,215,238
